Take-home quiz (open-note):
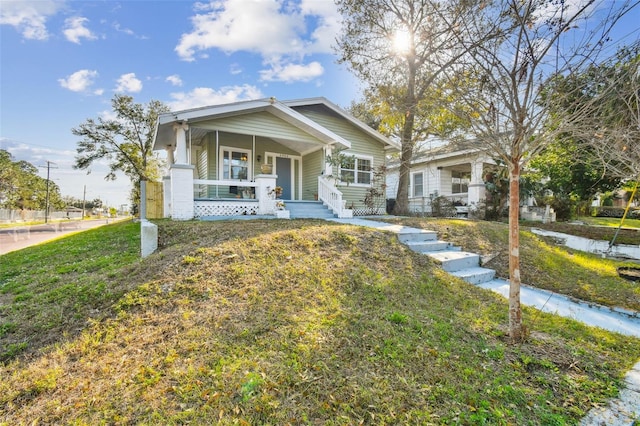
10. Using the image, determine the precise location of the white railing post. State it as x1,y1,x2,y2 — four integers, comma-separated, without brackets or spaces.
255,174,277,214
317,176,353,218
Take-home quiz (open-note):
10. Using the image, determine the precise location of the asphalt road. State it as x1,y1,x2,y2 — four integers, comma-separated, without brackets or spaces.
0,219,128,255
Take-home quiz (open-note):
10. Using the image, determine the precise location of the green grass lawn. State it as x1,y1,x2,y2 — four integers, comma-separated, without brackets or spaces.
1,219,639,424
580,216,640,230
378,217,640,312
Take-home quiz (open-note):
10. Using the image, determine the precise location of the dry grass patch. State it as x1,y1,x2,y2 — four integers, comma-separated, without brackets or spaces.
1,220,639,424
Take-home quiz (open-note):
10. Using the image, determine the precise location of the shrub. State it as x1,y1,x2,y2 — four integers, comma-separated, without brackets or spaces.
430,196,457,218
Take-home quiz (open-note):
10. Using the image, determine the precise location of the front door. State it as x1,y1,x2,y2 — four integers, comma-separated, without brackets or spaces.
276,157,292,199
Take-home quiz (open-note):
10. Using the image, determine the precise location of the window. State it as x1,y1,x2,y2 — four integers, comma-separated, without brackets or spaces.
412,172,424,197
220,148,250,180
340,156,372,185
451,170,470,194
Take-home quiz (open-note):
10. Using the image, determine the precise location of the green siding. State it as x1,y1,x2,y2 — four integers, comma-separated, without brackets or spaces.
297,109,386,209
196,111,320,144
193,108,387,209
302,149,323,200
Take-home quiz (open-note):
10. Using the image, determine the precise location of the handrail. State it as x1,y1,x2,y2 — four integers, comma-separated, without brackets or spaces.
318,176,352,218
193,179,257,187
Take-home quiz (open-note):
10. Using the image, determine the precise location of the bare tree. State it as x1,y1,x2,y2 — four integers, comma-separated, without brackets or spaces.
438,0,638,340
575,44,640,181
335,0,480,214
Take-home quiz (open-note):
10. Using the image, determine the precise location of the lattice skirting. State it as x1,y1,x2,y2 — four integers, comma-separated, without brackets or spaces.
352,207,384,216
194,200,259,217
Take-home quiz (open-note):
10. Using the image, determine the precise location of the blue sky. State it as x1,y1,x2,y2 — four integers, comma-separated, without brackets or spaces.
1,0,361,208
1,1,638,209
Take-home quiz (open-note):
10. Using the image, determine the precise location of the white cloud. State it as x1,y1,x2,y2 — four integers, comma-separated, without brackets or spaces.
167,85,264,110
99,109,117,121
166,74,183,86
260,61,324,83
63,16,97,44
174,0,338,72
113,22,148,39
299,0,341,53
229,63,243,75
115,73,142,93
532,0,596,24
58,69,100,93
0,0,61,40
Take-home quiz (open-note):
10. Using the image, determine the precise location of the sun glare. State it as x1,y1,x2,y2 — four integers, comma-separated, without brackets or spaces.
392,28,412,55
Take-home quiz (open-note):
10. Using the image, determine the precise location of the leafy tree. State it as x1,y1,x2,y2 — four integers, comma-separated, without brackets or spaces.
529,139,620,218
335,0,479,215
0,149,64,211
72,95,169,209
437,0,637,340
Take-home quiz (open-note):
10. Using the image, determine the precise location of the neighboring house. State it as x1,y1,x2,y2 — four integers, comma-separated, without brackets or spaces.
387,143,556,222
152,97,400,220
386,144,496,215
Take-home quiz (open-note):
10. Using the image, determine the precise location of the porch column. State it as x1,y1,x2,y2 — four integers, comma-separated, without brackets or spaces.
468,160,486,206
162,175,171,218
256,174,277,214
170,164,195,220
324,146,333,176
429,166,442,215
166,145,175,165
173,122,189,164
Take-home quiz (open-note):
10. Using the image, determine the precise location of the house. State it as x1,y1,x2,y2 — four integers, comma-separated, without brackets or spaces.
386,143,556,222
386,144,496,215
152,97,400,220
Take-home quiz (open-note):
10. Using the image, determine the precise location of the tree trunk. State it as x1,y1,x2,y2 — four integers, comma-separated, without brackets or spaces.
508,161,523,341
393,117,415,215
393,58,417,216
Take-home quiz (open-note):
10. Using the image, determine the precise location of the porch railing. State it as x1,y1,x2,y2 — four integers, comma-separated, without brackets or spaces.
193,179,258,199
318,176,353,218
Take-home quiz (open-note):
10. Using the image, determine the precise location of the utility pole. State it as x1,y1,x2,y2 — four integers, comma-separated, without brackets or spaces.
82,185,86,219
39,161,57,224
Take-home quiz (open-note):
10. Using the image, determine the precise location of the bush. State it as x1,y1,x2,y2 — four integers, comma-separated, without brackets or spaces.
546,196,574,221
430,196,457,218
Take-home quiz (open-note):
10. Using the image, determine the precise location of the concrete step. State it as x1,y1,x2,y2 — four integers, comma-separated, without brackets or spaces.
397,229,438,244
450,267,496,284
426,250,481,272
285,201,335,219
405,240,459,253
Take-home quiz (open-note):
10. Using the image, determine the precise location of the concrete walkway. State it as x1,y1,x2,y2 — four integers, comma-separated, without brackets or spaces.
330,217,640,425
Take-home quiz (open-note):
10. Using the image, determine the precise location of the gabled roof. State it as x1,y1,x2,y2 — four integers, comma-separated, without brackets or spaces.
283,97,401,151
153,97,400,152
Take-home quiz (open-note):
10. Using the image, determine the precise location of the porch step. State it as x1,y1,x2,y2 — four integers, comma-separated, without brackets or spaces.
286,201,335,219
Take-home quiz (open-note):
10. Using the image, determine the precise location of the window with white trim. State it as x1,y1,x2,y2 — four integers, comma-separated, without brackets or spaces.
451,170,470,194
412,172,424,197
220,147,251,181
340,156,372,185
